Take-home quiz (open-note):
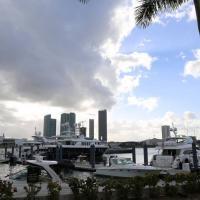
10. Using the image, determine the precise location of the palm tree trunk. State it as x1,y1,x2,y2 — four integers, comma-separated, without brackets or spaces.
193,0,200,35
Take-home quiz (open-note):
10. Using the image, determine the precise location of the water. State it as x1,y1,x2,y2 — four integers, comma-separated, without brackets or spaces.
0,148,156,180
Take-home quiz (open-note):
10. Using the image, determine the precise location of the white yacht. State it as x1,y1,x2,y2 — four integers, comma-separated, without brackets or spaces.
150,135,200,171
6,156,71,199
0,134,108,162
95,156,163,178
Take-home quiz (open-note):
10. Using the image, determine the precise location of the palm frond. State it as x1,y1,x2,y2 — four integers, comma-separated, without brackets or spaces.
135,0,189,28
79,0,90,4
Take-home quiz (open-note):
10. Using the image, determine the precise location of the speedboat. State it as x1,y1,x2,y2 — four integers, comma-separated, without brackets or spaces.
95,156,163,178
5,156,71,199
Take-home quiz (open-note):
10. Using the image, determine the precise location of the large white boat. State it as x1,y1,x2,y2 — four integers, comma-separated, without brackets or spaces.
95,156,163,178
150,135,200,170
0,134,108,162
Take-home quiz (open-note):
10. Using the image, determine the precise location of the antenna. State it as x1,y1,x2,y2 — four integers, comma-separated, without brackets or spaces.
170,123,177,137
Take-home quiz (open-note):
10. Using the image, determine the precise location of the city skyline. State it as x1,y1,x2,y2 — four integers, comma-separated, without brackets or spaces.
0,1,199,141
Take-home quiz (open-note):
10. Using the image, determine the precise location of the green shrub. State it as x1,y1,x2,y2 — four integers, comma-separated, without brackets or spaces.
144,174,160,198
47,181,61,200
68,177,98,200
114,179,130,200
100,179,116,200
128,176,145,199
164,183,178,197
24,183,41,200
80,177,98,200
0,180,15,200
68,178,82,200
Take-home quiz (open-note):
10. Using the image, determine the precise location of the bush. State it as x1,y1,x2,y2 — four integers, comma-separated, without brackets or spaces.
68,177,98,200
24,183,41,200
68,178,82,200
100,179,116,200
128,176,145,199
0,180,15,200
144,174,160,198
47,181,61,200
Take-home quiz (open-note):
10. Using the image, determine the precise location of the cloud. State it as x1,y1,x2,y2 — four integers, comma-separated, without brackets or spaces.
109,111,200,141
0,0,139,111
128,96,159,111
118,75,141,94
151,1,196,26
113,52,156,74
0,0,158,138
184,49,200,78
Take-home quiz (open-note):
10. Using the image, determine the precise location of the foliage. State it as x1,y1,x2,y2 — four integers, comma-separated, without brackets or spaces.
144,173,160,198
100,179,116,200
24,183,41,200
128,176,145,199
69,177,98,200
114,179,130,200
47,181,61,200
0,180,15,200
68,172,200,199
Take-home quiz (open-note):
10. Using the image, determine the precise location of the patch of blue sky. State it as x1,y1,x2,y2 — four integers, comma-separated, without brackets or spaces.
118,16,199,118
120,18,199,55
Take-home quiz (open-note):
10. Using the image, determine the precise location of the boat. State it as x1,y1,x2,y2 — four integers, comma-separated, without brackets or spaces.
0,133,108,163
95,156,163,178
5,156,71,199
150,135,200,171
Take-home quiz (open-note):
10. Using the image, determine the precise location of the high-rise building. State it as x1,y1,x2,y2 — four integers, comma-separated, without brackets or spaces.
43,114,56,138
80,127,87,137
60,112,76,136
98,110,107,141
89,119,94,139
162,125,170,139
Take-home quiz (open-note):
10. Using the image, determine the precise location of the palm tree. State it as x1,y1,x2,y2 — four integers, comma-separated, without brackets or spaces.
79,0,200,35
135,0,200,34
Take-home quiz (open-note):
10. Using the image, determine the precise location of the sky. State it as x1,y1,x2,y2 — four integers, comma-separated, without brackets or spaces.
0,0,199,141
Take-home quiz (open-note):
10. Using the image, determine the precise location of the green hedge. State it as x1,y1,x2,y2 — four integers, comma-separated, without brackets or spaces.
68,172,200,200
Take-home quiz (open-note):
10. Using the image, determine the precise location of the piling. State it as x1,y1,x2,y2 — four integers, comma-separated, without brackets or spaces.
19,146,22,159
37,145,39,154
4,145,7,159
56,145,59,161
30,145,33,159
90,144,95,169
59,145,63,161
132,146,136,163
192,138,198,170
11,146,14,156
143,143,148,166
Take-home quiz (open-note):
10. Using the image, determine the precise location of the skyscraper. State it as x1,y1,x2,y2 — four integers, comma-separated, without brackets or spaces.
43,114,56,138
98,110,107,141
60,112,76,136
162,125,170,139
89,119,94,139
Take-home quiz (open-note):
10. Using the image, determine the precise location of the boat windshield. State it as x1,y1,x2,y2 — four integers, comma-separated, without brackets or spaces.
112,158,133,165
9,166,52,182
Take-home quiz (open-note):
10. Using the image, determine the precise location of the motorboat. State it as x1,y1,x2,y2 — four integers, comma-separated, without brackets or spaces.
150,136,200,171
95,156,163,178
5,156,71,199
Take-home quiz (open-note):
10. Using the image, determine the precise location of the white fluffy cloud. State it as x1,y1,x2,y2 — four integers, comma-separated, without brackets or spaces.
118,75,141,94
109,111,200,141
0,0,159,138
113,52,156,74
165,2,195,21
0,0,140,111
184,49,200,78
128,96,159,111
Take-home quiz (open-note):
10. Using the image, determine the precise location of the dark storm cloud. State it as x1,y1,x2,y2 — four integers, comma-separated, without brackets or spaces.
0,0,127,109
